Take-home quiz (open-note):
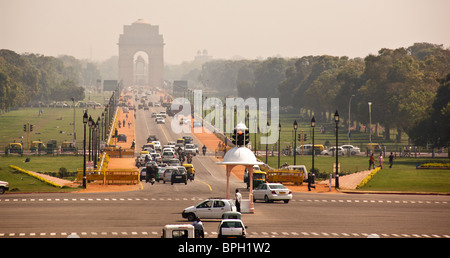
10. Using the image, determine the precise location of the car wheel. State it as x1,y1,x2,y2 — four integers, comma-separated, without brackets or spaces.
284,200,289,203
264,195,270,203
187,213,196,222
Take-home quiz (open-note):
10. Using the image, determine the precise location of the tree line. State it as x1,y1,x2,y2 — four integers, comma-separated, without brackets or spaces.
194,42,449,147
0,49,101,112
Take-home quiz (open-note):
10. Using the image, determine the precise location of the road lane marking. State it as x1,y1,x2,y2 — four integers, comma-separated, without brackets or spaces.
196,179,213,191
158,124,169,142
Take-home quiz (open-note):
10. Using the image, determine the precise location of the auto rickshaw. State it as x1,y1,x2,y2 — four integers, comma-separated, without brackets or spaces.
30,141,46,152
183,163,195,181
367,143,381,154
5,143,23,155
244,165,267,189
61,141,77,153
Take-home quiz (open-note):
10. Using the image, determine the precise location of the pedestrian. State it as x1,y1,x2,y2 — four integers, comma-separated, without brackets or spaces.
369,153,375,170
192,218,204,238
307,172,316,191
389,152,394,168
235,188,242,212
378,153,383,169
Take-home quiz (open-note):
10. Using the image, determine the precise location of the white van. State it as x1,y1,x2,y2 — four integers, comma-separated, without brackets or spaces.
161,224,194,238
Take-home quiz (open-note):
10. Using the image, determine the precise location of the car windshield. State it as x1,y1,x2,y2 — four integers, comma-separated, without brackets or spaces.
268,184,287,190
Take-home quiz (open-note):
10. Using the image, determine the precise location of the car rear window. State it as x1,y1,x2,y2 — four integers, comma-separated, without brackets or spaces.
221,222,243,228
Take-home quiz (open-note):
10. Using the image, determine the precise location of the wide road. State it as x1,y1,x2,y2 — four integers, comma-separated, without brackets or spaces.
1,91,450,239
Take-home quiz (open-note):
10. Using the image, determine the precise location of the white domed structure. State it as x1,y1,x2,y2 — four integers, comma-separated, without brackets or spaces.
217,147,264,166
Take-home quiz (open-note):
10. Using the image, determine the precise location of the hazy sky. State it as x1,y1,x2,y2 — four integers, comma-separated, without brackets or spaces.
1,0,449,64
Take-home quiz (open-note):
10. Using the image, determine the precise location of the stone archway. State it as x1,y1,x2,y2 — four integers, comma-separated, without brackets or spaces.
118,19,164,88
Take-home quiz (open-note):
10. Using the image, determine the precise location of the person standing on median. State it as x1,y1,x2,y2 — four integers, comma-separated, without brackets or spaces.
235,189,242,212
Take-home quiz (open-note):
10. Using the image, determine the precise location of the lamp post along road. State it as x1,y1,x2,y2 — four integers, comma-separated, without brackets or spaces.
293,120,298,165
334,110,340,189
82,111,88,189
278,123,281,168
311,116,315,173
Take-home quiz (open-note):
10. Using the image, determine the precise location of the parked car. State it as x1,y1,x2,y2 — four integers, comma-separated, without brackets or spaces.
340,145,361,155
253,183,292,203
321,146,345,156
0,180,9,194
218,219,247,238
182,198,237,221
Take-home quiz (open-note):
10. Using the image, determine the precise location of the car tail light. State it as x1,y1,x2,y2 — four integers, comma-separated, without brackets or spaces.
271,191,276,194
288,191,292,194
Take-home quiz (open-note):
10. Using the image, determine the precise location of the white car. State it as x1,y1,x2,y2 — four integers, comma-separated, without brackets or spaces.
162,150,176,160
159,111,167,118
162,166,178,184
184,143,196,156
167,142,176,149
182,199,237,221
218,219,247,238
156,117,165,124
152,141,161,151
321,146,345,156
157,167,167,182
340,145,361,155
0,180,9,194
253,183,292,203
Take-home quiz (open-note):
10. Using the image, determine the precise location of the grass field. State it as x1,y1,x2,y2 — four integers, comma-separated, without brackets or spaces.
0,156,83,193
0,107,105,151
263,155,450,193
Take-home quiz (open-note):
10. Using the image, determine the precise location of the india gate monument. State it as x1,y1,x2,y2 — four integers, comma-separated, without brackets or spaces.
118,19,164,88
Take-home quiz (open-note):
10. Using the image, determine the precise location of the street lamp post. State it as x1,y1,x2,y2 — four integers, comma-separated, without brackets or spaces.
311,116,315,173
278,123,281,168
82,111,88,189
88,116,93,161
293,120,298,165
334,110,340,189
368,102,372,153
265,122,269,164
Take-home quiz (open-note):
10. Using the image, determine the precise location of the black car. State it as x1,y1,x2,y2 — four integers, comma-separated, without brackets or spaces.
171,170,187,185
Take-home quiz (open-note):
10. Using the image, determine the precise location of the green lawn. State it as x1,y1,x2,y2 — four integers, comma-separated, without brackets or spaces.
263,155,450,193
362,159,450,193
0,107,104,151
0,156,83,193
